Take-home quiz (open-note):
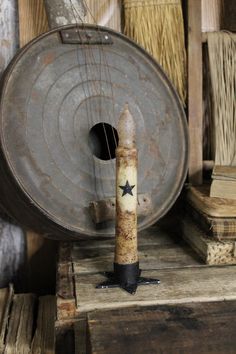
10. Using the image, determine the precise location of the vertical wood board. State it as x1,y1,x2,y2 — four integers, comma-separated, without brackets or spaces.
188,0,203,184
0,286,14,352
31,296,56,354
85,0,121,31
201,0,221,32
0,0,18,75
4,294,36,354
18,0,48,47
44,0,85,28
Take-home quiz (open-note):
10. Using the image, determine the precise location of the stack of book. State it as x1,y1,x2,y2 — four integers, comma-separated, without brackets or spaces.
182,184,236,265
210,165,236,200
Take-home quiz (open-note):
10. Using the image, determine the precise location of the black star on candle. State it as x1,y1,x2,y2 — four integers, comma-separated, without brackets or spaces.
119,180,135,197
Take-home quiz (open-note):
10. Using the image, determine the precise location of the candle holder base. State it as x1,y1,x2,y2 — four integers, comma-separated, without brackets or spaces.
96,270,160,295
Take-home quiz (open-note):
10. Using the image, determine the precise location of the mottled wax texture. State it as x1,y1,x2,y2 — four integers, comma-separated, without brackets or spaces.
115,106,138,265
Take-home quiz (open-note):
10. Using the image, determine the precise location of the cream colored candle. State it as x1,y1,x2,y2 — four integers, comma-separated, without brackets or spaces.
115,104,138,265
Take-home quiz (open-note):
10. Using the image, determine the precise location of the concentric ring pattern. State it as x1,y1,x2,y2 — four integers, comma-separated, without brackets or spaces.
0,25,188,238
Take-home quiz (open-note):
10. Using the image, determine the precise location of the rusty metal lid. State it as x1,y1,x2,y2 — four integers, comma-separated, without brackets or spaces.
0,24,188,239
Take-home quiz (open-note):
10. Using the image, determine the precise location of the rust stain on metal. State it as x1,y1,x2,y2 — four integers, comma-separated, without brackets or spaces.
43,52,55,65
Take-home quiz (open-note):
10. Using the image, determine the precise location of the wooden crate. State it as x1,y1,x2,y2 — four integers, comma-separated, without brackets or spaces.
56,219,236,352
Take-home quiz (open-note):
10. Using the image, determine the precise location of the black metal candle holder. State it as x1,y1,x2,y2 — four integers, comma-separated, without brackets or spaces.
96,262,160,295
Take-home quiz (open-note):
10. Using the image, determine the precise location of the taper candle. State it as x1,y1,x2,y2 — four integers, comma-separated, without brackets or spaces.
114,104,139,290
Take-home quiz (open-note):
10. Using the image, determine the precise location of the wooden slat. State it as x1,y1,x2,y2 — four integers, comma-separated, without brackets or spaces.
74,265,236,313
88,301,236,354
18,0,48,47
85,0,121,31
201,0,221,32
188,0,203,184
56,262,76,321
74,320,87,354
56,243,75,322
4,294,36,354
0,286,14,353
0,0,18,75
31,296,56,354
58,243,72,263
72,243,202,274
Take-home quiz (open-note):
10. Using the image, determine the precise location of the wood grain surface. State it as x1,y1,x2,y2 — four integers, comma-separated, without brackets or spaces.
18,0,48,47
31,296,56,354
85,0,121,31
188,0,203,184
88,301,236,354
0,0,18,75
75,265,236,313
72,243,201,274
4,294,36,354
0,286,13,353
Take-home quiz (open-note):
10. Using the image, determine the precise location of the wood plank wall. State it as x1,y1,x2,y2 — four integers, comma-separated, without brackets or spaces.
18,0,48,47
85,0,121,31
0,0,18,76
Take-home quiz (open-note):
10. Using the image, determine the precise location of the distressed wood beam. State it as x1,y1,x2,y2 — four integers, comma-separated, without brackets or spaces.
188,0,203,185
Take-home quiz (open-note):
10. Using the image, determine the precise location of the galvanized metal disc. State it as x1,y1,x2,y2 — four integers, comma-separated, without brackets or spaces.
0,25,188,239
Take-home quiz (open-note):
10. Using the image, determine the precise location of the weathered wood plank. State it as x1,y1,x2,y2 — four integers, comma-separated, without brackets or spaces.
44,0,86,28
31,295,56,354
75,265,236,313
58,243,72,264
4,294,36,354
0,0,18,76
18,0,48,47
55,323,76,354
188,0,203,184
72,243,202,274
0,286,13,353
74,319,87,354
201,0,221,32
56,262,76,321
88,301,236,354
85,0,121,31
